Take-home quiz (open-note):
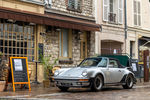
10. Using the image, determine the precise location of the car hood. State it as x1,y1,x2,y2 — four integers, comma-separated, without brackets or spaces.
58,67,89,78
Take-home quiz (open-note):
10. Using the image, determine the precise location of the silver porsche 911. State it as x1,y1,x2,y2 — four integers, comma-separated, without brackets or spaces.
53,57,136,91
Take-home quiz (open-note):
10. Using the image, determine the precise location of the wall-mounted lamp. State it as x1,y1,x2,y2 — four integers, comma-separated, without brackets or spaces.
53,27,61,32
7,19,16,23
40,32,46,37
99,25,102,32
29,23,36,26
74,30,83,41
56,28,61,31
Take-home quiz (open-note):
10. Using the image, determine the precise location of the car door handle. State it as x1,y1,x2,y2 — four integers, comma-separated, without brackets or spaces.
118,70,121,72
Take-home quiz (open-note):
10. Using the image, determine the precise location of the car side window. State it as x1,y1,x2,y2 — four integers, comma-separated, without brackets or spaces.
109,60,119,68
98,58,107,67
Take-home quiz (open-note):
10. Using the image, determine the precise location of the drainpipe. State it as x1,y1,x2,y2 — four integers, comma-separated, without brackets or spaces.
124,0,127,53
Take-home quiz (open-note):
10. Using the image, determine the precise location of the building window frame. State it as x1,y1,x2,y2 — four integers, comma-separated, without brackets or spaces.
59,29,72,59
0,19,35,62
67,0,83,13
133,0,141,26
103,0,123,24
80,32,87,60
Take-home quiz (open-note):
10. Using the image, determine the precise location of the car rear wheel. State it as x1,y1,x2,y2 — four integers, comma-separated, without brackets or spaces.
122,75,134,89
58,86,69,92
91,75,103,91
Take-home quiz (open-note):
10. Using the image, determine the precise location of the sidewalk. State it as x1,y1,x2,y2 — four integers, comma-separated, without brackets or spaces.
135,78,150,87
0,80,150,100
0,83,58,100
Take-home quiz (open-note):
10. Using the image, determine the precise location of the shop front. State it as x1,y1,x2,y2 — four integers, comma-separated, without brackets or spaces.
138,36,150,82
0,6,100,82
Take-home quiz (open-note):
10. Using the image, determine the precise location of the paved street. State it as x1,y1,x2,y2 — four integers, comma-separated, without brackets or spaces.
1,84,150,100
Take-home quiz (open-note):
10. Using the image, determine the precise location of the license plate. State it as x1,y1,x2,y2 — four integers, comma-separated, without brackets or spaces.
61,82,72,86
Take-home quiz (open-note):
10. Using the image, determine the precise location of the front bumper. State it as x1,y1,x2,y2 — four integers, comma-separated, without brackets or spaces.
53,78,90,87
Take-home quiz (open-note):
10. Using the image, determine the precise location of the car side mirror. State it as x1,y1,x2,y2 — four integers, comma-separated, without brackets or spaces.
108,64,113,68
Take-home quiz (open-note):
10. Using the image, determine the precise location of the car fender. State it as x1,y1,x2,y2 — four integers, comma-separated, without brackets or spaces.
120,70,136,83
87,69,105,82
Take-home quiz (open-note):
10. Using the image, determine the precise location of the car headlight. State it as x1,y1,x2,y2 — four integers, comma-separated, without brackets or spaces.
54,70,60,76
82,71,88,77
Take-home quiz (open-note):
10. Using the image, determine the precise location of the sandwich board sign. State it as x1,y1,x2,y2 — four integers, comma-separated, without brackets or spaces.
10,57,31,92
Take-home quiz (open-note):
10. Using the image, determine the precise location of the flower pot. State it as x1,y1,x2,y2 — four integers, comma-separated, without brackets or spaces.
43,79,50,88
0,81,6,92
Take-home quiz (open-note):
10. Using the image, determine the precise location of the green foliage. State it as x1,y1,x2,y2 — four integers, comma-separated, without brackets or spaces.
41,55,58,79
0,51,3,57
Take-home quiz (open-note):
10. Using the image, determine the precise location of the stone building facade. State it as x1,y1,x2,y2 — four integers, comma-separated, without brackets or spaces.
0,0,99,82
95,0,150,61
95,0,126,55
42,0,98,67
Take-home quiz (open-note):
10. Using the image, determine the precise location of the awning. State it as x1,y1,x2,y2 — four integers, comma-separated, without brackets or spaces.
0,7,100,31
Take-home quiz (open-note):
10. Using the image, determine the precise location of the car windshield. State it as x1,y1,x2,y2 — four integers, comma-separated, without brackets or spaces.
78,58,107,67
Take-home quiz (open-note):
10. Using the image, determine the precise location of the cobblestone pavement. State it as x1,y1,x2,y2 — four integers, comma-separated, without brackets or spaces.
0,84,150,100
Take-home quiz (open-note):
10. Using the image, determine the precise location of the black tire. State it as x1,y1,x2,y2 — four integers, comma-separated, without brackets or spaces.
91,75,103,91
58,86,69,91
122,75,134,89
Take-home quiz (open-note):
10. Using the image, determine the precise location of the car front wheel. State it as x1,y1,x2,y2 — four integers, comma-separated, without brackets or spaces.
91,75,103,91
122,75,134,89
58,86,69,92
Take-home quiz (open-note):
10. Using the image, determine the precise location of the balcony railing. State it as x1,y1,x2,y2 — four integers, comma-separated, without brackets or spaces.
67,0,82,12
108,12,116,23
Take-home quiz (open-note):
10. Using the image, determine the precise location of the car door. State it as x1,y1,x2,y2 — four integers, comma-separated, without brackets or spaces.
98,58,110,83
108,59,125,83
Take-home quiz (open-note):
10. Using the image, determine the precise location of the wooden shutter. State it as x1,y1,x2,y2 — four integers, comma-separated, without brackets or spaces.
48,0,52,5
44,0,48,4
118,0,123,24
68,29,72,58
134,1,137,25
103,0,109,21
138,1,141,26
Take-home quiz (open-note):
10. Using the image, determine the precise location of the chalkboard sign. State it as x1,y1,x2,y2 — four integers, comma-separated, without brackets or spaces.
10,57,31,92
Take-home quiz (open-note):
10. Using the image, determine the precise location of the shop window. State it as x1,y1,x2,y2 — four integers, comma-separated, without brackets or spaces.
67,0,82,12
59,29,72,59
0,20,35,62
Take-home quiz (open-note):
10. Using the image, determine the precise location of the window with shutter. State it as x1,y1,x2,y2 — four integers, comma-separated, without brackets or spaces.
103,0,119,23
134,1,141,26
138,2,141,26
67,0,82,12
103,0,109,21
118,0,123,24
44,0,52,7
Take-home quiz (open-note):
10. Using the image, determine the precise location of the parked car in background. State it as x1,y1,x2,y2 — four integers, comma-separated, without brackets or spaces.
53,56,136,91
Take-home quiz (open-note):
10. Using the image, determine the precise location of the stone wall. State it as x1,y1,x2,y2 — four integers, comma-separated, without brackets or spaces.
43,29,95,67
89,32,95,57
51,0,93,17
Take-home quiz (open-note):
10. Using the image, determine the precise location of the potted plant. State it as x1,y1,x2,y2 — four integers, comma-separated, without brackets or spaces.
41,55,58,87
0,52,9,92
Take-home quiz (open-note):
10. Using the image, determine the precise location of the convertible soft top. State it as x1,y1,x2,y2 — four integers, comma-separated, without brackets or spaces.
98,54,131,67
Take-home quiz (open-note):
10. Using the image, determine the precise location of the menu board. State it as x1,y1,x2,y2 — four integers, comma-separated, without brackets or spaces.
10,57,31,92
